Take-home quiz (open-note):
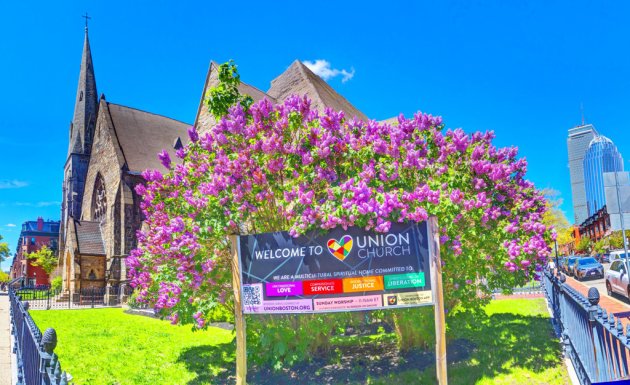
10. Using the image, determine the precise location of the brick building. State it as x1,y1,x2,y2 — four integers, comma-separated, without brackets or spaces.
579,206,611,242
9,218,60,286
59,27,367,294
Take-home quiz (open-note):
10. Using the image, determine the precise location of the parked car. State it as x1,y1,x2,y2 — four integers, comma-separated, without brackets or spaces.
569,257,582,277
573,257,604,281
558,256,568,273
609,250,630,263
564,256,579,275
596,253,611,263
606,259,630,298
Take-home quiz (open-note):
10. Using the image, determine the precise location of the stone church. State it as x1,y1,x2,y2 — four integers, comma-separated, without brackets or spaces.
59,27,368,295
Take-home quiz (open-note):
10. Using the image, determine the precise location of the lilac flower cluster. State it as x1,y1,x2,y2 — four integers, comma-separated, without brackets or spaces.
127,94,553,326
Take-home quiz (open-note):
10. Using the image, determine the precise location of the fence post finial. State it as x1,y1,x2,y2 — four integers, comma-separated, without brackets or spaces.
41,328,58,354
588,287,600,322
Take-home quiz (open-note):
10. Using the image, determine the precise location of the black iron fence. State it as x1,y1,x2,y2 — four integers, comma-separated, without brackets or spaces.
9,288,72,385
14,285,133,310
543,270,630,384
493,281,543,295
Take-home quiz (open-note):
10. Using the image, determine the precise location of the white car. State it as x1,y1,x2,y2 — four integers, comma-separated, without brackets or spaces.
606,259,630,298
609,250,630,263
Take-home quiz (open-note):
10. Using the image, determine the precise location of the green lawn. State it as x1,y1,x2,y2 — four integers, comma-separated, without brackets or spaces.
30,308,234,385
31,299,569,385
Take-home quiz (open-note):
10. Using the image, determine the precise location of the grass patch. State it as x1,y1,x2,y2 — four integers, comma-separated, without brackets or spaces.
31,299,568,384
30,308,234,385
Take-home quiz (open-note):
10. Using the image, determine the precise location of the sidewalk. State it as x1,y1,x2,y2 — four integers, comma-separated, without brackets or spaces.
564,276,630,326
0,294,13,385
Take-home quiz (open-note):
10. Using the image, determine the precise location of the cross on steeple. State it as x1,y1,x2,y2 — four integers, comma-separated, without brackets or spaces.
82,12,91,31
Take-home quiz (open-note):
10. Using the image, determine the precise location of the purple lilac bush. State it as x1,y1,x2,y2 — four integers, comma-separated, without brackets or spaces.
127,71,553,328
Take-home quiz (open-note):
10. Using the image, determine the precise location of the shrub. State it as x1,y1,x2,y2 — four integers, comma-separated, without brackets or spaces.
51,276,62,293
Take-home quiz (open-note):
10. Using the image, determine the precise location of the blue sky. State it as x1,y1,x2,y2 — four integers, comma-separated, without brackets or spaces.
1,1,630,270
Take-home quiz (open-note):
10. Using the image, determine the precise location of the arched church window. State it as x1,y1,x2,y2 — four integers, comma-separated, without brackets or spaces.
88,269,96,280
92,174,107,222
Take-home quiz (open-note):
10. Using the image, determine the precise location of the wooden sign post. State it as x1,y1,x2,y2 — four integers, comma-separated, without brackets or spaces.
230,235,247,385
429,217,448,385
230,221,446,385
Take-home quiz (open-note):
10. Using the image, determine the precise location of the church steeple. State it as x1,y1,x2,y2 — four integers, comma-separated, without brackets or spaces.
62,24,99,231
69,26,98,156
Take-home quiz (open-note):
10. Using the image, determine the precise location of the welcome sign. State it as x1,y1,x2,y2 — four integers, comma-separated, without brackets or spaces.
237,222,434,314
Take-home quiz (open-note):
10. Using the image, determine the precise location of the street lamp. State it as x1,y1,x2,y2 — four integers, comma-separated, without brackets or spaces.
554,238,559,275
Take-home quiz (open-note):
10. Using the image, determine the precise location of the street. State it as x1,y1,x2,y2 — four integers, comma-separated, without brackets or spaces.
564,263,630,307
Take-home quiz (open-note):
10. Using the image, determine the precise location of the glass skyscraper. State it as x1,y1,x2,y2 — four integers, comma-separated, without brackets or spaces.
584,135,624,216
568,124,598,224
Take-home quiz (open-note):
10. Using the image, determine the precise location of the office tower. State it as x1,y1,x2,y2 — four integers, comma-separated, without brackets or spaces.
584,135,624,216
568,124,598,224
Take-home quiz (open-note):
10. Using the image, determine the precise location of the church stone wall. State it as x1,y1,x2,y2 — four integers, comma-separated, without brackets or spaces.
114,187,122,256
80,255,106,289
122,175,144,256
81,103,126,287
82,105,125,253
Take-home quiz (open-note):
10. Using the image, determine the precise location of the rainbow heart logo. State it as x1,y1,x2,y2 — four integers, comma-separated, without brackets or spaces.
327,235,353,261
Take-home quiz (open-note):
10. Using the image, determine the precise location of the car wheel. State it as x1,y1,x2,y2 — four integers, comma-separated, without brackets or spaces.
607,281,613,296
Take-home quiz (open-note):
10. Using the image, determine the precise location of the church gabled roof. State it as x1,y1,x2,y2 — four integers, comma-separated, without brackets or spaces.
267,60,368,121
105,102,190,173
74,220,105,255
194,61,274,129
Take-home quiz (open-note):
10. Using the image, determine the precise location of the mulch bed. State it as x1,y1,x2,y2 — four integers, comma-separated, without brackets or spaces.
212,338,475,385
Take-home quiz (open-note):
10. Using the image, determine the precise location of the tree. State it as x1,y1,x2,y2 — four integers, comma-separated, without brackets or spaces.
0,271,9,283
575,237,592,254
128,62,553,329
0,234,9,263
609,231,626,250
593,239,607,255
26,245,58,278
541,189,573,246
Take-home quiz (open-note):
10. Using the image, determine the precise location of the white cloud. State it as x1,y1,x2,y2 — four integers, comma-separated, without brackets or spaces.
15,201,60,208
5,224,15,227
303,59,355,83
0,180,28,189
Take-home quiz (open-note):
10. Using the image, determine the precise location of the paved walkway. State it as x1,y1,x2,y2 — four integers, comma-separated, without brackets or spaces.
0,293,13,385
564,275,630,326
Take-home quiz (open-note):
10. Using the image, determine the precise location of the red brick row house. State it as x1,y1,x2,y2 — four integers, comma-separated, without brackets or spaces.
9,217,60,286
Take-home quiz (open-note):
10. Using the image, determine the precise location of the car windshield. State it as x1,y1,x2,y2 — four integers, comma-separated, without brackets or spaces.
568,258,577,264
614,253,629,259
578,258,597,265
